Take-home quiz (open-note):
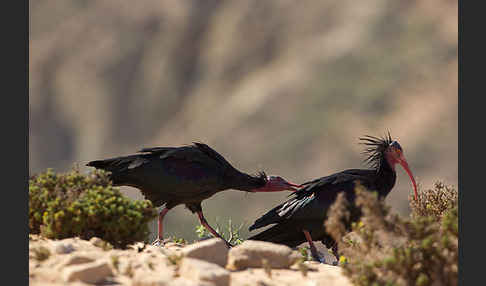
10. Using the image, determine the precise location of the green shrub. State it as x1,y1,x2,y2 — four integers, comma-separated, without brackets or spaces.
32,246,51,261
29,168,158,248
298,246,312,261
325,181,458,286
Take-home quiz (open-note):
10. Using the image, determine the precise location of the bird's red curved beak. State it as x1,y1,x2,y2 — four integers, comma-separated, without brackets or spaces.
252,179,301,193
285,181,302,191
398,155,418,201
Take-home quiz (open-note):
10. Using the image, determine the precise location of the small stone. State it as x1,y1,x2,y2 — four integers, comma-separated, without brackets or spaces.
181,238,228,267
89,237,112,250
132,241,146,250
53,242,75,254
179,258,230,286
62,259,113,283
89,237,104,246
226,240,301,270
296,241,338,265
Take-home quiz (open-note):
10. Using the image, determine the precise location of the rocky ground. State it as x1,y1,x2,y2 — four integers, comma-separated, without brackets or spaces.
29,235,352,286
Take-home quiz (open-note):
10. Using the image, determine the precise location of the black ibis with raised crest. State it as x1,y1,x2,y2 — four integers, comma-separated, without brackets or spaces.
248,133,417,262
87,142,300,248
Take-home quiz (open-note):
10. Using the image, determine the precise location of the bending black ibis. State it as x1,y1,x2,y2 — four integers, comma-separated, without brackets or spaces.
247,133,417,262
87,142,299,248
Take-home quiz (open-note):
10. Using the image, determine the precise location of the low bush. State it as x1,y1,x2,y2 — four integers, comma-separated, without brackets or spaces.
29,168,158,248
325,181,458,286
409,181,458,221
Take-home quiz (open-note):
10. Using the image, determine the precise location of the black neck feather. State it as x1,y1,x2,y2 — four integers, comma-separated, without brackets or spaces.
360,132,397,197
375,157,397,197
227,171,267,191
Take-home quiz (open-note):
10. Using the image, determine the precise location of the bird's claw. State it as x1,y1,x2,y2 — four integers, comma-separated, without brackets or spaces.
313,256,325,264
311,254,327,264
151,238,165,247
313,255,339,266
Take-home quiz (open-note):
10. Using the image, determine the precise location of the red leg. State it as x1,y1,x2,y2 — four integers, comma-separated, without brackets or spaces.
303,229,324,263
197,211,233,248
157,207,170,240
152,207,170,245
331,242,339,260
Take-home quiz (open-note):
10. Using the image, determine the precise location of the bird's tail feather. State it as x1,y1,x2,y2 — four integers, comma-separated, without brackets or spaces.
249,196,309,231
86,159,115,169
86,155,142,171
86,155,147,186
248,209,281,231
247,224,305,248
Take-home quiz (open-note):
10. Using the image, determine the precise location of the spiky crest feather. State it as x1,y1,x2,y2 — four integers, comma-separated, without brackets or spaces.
256,171,268,183
359,131,393,171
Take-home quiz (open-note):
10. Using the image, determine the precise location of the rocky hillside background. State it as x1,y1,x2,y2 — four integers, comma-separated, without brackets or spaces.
29,0,457,242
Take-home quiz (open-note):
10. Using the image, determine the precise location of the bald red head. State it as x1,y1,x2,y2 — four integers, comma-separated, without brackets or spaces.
384,141,418,201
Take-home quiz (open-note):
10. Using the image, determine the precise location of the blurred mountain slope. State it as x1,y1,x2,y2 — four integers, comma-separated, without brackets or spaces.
29,0,457,241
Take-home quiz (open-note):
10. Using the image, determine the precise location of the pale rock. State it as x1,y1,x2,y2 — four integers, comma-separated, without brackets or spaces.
89,237,103,245
29,267,62,284
74,250,106,260
57,254,95,269
181,238,228,267
296,241,339,265
71,237,98,251
30,281,89,286
29,236,353,286
62,259,113,283
131,241,146,250
143,244,171,258
89,236,111,249
171,278,206,286
52,241,75,254
226,240,301,270
305,263,353,286
179,258,230,286
132,271,172,286
229,267,353,286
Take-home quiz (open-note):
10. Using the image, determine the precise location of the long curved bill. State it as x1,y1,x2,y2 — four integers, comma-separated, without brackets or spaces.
251,180,302,193
398,155,418,201
286,181,302,191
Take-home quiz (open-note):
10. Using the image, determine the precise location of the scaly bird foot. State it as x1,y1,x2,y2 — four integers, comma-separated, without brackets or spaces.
312,253,336,265
224,241,234,249
317,257,327,264
311,253,325,264
151,238,166,247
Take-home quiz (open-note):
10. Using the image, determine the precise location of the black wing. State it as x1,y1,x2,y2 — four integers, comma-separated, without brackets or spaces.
140,143,235,169
86,143,232,203
249,168,375,231
248,190,316,231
